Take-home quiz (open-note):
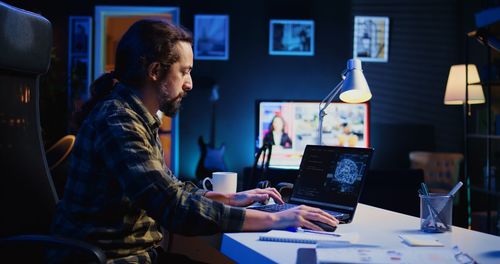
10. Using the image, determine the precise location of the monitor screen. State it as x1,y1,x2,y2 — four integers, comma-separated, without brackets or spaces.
256,100,370,169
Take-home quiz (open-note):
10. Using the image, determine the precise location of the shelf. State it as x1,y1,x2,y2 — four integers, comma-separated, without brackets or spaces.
471,185,500,198
465,9,500,235
468,134,500,140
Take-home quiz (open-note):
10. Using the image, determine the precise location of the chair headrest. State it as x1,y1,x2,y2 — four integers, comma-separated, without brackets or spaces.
0,2,52,74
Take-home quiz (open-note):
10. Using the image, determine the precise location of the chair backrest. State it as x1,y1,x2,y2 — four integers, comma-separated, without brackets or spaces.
409,151,463,194
0,2,55,237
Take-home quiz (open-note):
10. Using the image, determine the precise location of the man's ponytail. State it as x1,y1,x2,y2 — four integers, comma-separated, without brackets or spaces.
71,72,117,130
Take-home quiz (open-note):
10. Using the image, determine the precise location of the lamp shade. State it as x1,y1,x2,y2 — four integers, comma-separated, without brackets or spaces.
339,59,372,103
444,64,485,105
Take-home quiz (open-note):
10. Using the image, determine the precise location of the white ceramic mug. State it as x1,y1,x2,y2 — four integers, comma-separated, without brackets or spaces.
202,172,237,194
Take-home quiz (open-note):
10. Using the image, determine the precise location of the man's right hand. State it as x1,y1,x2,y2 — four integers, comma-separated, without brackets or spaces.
242,205,339,232
271,205,339,231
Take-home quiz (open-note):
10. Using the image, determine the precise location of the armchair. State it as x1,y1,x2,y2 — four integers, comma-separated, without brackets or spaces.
0,2,104,262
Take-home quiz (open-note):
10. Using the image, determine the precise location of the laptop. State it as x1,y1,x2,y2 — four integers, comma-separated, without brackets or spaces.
249,145,374,223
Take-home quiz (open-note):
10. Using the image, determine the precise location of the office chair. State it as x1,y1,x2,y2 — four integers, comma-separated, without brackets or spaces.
409,151,463,195
46,135,75,171
46,135,75,197
0,2,105,262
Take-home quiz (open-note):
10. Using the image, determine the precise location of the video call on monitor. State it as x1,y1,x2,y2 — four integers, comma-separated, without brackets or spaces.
256,100,370,169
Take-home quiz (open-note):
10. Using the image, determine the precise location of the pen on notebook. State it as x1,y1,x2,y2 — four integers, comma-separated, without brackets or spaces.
285,227,341,237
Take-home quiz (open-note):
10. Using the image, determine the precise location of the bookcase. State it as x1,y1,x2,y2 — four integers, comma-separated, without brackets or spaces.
466,8,500,235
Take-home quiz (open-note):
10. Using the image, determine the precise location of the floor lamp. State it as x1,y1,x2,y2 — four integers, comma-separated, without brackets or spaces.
444,64,485,229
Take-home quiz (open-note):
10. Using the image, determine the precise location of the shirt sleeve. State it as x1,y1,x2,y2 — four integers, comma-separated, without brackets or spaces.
94,108,245,235
182,181,209,196
165,171,208,196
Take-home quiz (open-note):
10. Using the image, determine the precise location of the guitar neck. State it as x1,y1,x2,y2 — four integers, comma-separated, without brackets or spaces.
210,102,216,147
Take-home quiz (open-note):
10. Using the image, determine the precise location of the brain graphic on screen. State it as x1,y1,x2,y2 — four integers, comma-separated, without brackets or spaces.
334,158,358,184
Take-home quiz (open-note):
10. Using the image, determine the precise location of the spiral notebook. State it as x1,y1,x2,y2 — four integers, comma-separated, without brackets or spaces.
258,230,357,244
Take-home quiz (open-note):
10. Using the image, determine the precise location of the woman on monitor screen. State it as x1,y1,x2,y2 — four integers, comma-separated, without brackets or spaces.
263,115,292,148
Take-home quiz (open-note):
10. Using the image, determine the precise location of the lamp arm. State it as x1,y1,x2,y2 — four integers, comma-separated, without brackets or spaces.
318,79,344,145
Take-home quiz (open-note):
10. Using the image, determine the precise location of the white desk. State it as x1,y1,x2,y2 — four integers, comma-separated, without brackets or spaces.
221,204,500,263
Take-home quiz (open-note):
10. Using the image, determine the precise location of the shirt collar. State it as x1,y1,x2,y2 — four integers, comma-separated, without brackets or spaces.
113,83,161,132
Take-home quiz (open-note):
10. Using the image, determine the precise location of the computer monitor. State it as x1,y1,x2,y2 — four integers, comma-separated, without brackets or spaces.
256,100,370,169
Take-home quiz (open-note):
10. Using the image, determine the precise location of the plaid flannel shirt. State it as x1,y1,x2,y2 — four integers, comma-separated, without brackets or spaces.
51,83,245,263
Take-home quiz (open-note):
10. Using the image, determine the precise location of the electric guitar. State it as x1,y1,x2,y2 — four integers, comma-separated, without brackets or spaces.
196,85,227,181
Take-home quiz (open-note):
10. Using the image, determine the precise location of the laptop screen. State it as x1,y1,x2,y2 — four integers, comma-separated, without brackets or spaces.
290,145,373,212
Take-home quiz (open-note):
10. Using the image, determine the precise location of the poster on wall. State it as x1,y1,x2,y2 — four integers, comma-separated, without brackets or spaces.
269,19,314,56
353,16,390,62
194,15,229,60
68,16,92,126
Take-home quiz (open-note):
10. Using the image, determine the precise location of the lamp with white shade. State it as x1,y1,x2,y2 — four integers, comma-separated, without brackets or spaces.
444,64,485,106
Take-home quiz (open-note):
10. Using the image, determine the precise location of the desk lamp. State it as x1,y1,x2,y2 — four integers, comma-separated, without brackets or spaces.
318,58,372,145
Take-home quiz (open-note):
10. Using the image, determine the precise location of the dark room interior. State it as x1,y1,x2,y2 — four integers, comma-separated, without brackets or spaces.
1,0,499,263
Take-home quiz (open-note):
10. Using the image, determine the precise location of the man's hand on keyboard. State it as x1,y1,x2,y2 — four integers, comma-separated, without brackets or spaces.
228,187,284,207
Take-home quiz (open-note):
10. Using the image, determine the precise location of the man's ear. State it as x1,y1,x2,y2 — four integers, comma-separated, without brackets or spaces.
147,62,162,81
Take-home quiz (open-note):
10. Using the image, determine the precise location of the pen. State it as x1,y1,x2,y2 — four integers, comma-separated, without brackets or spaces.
448,181,463,197
420,182,429,195
286,227,341,237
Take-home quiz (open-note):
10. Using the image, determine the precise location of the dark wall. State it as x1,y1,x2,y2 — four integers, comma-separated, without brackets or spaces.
5,0,488,179
179,1,352,179
354,0,464,169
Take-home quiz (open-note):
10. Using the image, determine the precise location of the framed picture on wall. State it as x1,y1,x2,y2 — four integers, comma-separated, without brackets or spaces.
94,6,179,77
269,19,314,56
68,16,92,125
70,17,91,55
194,15,229,60
69,56,90,105
353,16,390,62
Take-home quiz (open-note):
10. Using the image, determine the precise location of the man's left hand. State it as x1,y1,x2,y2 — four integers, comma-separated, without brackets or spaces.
228,188,284,207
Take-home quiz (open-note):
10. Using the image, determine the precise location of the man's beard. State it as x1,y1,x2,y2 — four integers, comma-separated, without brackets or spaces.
159,91,184,117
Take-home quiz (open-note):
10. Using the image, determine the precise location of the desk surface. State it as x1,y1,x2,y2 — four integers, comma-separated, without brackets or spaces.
221,204,500,263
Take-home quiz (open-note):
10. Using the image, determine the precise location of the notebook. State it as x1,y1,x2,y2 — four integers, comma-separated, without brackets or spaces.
398,234,444,247
250,145,374,223
258,230,358,244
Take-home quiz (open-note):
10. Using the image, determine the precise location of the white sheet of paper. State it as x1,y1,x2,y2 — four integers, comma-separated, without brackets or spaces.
316,246,460,264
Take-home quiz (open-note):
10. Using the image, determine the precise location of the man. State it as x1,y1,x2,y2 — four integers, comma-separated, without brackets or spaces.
52,20,338,263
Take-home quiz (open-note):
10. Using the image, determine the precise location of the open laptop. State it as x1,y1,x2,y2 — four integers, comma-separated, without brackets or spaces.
249,145,374,224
